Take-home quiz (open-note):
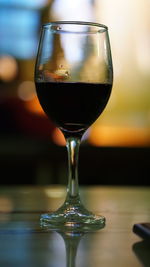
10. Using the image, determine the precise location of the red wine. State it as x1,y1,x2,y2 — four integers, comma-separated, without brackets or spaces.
35,82,112,137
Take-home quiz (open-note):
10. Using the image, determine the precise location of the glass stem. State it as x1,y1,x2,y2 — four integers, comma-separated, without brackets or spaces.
66,137,81,200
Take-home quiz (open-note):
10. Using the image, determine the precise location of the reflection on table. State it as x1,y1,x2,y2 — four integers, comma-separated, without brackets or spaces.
0,186,150,266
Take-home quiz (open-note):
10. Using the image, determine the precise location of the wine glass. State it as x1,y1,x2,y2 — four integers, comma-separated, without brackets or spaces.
34,21,113,229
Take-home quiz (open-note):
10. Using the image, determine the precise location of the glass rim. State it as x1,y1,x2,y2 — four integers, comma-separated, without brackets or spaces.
42,21,108,33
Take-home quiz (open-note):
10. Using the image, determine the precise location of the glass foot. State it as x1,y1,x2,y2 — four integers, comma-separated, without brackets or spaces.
40,200,105,231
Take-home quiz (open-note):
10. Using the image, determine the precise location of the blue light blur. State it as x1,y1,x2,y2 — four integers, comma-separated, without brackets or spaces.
0,0,44,59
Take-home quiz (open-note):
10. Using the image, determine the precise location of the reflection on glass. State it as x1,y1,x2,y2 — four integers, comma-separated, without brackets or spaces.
61,32,85,64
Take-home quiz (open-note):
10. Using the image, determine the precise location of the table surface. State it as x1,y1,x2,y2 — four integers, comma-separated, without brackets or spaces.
0,186,150,267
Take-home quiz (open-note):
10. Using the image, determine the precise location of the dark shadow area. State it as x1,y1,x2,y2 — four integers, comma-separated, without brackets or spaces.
0,135,149,186
132,240,150,267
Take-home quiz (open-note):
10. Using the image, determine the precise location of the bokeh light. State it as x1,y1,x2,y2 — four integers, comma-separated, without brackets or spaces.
0,55,18,82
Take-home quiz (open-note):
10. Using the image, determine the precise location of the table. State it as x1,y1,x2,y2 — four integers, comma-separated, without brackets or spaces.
0,186,149,266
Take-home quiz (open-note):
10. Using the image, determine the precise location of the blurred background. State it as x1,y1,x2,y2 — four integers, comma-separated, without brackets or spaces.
0,0,149,186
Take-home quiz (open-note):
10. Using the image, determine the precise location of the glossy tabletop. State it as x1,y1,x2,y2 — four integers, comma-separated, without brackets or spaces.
0,186,150,267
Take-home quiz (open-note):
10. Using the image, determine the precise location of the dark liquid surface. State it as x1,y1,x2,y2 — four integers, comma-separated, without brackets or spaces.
35,82,112,137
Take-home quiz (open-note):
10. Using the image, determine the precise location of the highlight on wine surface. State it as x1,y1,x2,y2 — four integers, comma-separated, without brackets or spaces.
34,21,113,230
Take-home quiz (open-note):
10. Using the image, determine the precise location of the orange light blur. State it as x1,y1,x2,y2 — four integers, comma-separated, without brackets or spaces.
0,55,18,81
24,96,45,115
0,197,13,213
89,125,150,147
52,128,66,146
